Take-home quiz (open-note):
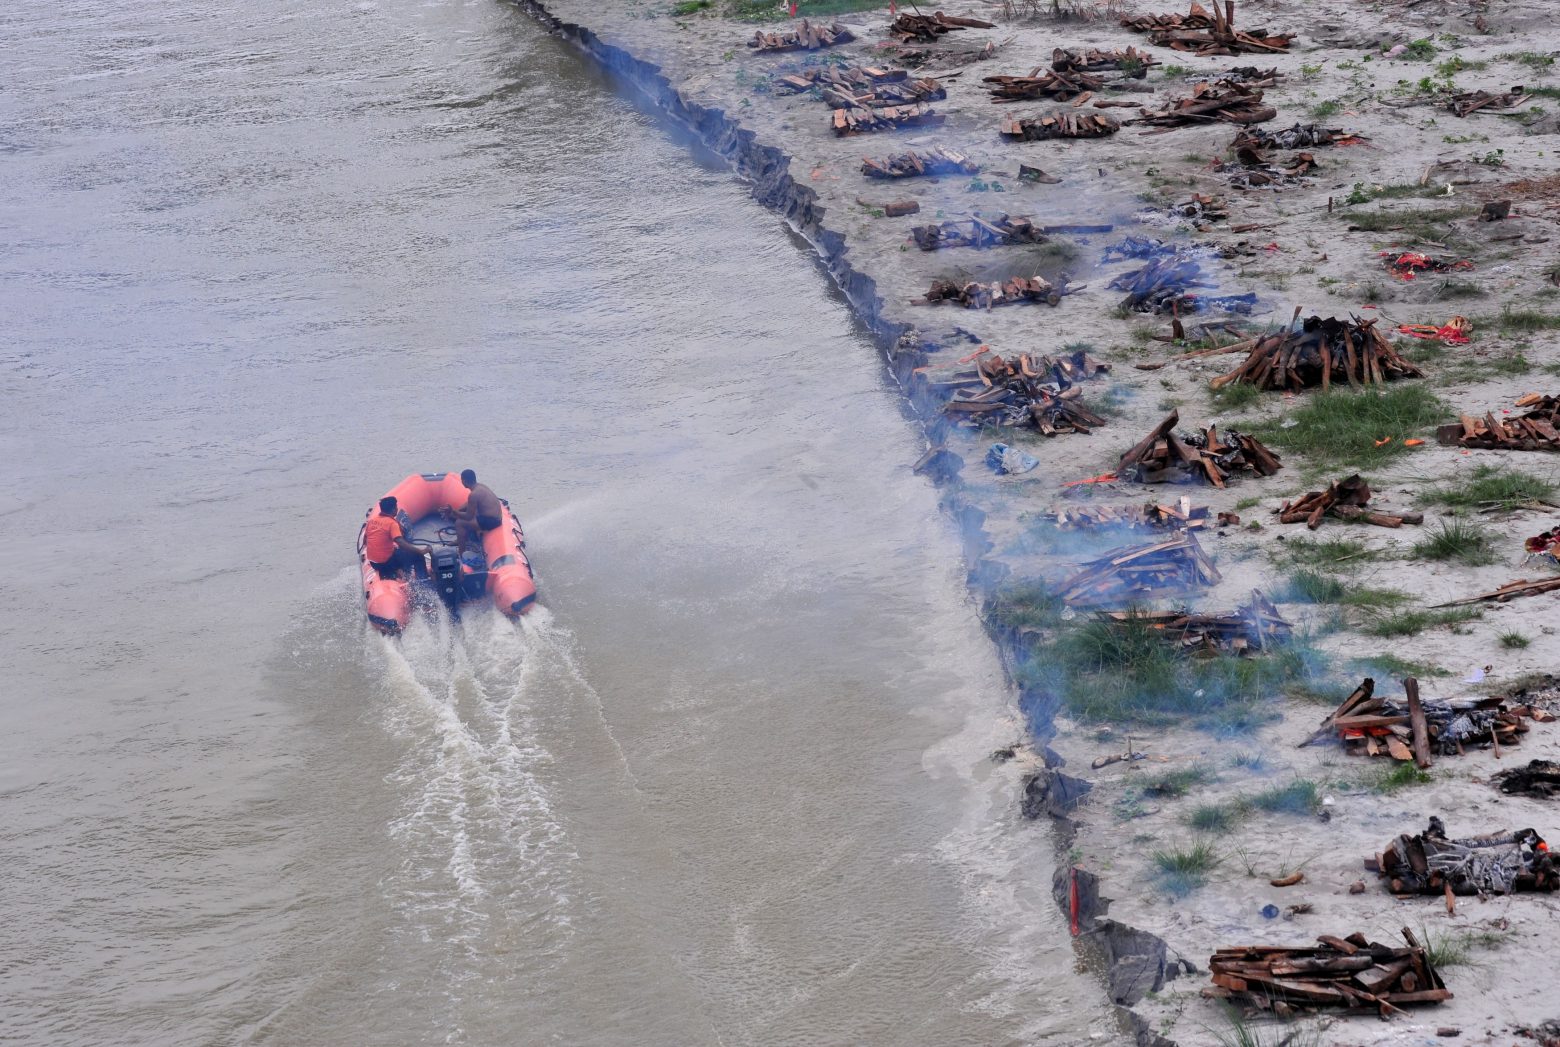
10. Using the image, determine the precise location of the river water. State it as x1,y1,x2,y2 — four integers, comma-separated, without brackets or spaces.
0,0,1117,1043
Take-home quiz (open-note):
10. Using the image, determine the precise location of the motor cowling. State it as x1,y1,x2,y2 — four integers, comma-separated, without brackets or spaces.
430,548,465,609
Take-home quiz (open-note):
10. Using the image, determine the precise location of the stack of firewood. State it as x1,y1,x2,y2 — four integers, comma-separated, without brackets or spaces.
1300,678,1545,763
1276,475,1423,529
1206,931,1450,1017
1210,314,1423,391
922,274,1080,308
911,214,1047,251
1132,79,1277,131
1232,123,1361,149
982,69,1104,102
1449,87,1532,117
935,349,1110,434
748,20,855,52
1129,1,1293,56
1057,531,1221,606
860,147,979,179
832,103,943,135
1051,46,1158,75
776,65,946,107
1093,590,1290,653
1119,409,1281,485
1435,394,1560,451
888,11,994,42
1375,818,1556,896
1000,110,1120,140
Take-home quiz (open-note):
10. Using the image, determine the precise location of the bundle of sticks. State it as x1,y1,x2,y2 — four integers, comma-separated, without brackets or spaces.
1435,394,1560,451
922,274,1080,308
935,348,1110,433
1300,677,1541,763
832,103,944,135
861,147,979,179
910,213,1047,250
1092,589,1290,653
1432,576,1560,607
1209,313,1423,391
1375,817,1555,897
1000,110,1120,140
1449,87,1533,117
748,20,856,53
1057,531,1221,607
888,11,994,42
1132,79,1277,131
1036,498,1213,533
1135,1,1293,56
1205,930,1450,1017
1121,4,1215,31
1219,146,1318,189
1110,252,1258,315
982,69,1104,102
1276,475,1423,529
1232,123,1362,149
1118,409,1281,486
776,65,946,107
1051,46,1158,76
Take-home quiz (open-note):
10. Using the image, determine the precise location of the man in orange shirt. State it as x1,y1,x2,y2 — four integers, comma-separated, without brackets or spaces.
364,496,434,579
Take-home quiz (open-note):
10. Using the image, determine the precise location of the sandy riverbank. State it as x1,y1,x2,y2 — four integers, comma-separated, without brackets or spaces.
515,0,1560,1042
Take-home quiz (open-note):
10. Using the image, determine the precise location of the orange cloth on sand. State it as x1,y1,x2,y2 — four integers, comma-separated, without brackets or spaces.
364,513,403,563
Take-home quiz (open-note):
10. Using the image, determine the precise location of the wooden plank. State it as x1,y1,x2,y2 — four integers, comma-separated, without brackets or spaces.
1406,678,1432,770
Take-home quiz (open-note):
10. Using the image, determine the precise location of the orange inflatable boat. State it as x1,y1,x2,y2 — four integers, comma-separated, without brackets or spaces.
357,472,537,634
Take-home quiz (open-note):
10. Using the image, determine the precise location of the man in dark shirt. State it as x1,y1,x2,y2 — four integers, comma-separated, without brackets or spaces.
453,469,503,558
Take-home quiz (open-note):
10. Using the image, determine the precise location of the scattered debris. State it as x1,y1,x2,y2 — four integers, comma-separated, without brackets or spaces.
1017,164,1062,183
921,274,1082,308
1480,199,1512,222
986,442,1039,474
1057,530,1222,607
1494,760,1560,798
832,102,944,135
1130,2,1294,57
1218,146,1318,189
1051,46,1158,76
748,20,855,53
1302,678,1541,760
777,65,946,107
1277,475,1423,529
1118,409,1282,486
1232,123,1364,150
1375,817,1556,896
1382,251,1474,281
910,213,1048,250
1208,65,1280,87
1433,577,1560,607
1000,109,1121,140
888,11,994,43
1448,87,1533,118
1526,527,1560,564
1205,929,1450,1016
1035,498,1213,533
936,349,1110,433
982,69,1105,103
1209,314,1424,392
1092,589,1291,653
1132,79,1277,132
1397,316,1473,346
1170,193,1228,228
861,147,979,179
1436,394,1560,451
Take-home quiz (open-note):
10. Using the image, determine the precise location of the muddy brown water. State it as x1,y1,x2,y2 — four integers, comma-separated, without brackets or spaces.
0,0,1119,1043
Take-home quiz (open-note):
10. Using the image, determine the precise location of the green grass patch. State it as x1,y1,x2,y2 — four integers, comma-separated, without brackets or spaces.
1255,386,1448,469
1412,518,1499,565
1400,38,1439,60
1348,653,1451,678
1419,465,1556,513
1338,204,1475,242
1500,631,1532,649
1143,764,1216,798
985,581,1064,631
1231,751,1269,771
1492,307,1560,332
1153,841,1221,896
1273,536,1373,568
1212,380,1264,412
670,0,711,13
1374,762,1433,793
1277,568,1347,603
1251,779,1321,815
1363,606,1480,637
1188,800,1249,834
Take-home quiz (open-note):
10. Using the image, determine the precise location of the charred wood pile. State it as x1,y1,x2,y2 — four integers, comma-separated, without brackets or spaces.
1169,193,1228,228
922,273,1080,308
1276,474,1423,529
982,69,1105,102
1301,677,1545,763
1449,87,1533,117
1037,498,1214,533
1057,530,1221,607
1131,79,1277,131
1119,409,1281,486
1494,760,1560,798
1374,818,1555,896
1093,589,1291,653
861,147,979,179
937,348,1110,433
1205,930,1451,1016
1051,46,1158,76
776,65,946,107
1218,146,1317,189
1209,314,1423,391
748,20,856,53
1110,252,1258,315
832,102,944,135
1208,65,1280,87
1232,123,1364,149
1127,2,1294,56
910,213,1047,250
888,11,995,42
1435,394,1560,451
1000,110,1121,140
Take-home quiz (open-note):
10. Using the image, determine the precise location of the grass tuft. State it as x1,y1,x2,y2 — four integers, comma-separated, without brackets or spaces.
1374,762,1432,793
1153,841,1221,896
1250,779,1321,815
1419,465,1556,514
1500,631,1532,649
1363,606,1480,637
1188,801,1247,833
1144,764,1216,798
1412,518,1499,565
1256,387,1447,469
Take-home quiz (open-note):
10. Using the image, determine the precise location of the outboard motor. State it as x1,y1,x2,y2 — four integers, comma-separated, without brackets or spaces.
429,548,466,612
